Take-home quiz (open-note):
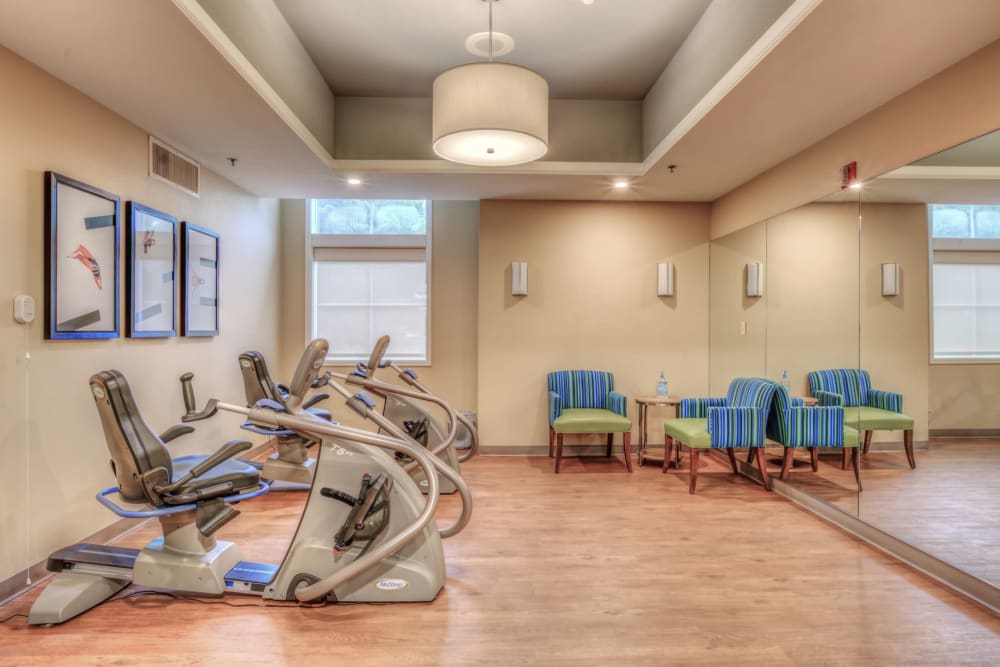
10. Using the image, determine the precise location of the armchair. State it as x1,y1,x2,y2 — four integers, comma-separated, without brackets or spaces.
662,377,777,494
547,370,632,473
808,369,915,468
767,382,861,490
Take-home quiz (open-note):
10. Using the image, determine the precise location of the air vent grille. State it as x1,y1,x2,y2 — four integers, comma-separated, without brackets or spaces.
149,137,199,196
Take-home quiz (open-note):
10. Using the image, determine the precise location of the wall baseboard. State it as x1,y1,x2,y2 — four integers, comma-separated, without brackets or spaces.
479,444,635,457
929,429,1000,438
0,516,148,606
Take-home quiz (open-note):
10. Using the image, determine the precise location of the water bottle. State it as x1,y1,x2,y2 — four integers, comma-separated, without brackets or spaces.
780,370,791,392
657,371,668,396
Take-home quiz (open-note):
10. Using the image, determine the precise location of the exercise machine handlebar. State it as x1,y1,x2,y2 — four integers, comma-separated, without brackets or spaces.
179,373,219,423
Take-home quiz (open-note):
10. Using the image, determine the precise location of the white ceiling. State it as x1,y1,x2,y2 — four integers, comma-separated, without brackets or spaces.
273,0,712,99
1,0,1000,203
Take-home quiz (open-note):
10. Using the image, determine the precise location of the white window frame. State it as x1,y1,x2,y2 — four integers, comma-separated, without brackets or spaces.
927,205,1000,364
305,199,433,366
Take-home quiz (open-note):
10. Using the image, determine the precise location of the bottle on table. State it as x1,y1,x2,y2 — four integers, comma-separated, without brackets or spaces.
656,371,668,397
780,370,791,392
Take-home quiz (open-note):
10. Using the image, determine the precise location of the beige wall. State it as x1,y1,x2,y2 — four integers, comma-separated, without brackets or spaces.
0,46,281,582
709,221,767,395
277,200,479,432
860,204,930,441
478,200,711,448
765,203,860,399
929,366,1000,430
711,39,1000,239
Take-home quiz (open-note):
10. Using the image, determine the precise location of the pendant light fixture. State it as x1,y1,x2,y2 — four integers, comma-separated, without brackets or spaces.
432,0,549,166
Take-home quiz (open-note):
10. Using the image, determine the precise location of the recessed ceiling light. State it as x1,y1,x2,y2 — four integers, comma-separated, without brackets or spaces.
464,31,515,58
613,179,629,189
347,177,362,186
581,0,595,5
849,182,862,190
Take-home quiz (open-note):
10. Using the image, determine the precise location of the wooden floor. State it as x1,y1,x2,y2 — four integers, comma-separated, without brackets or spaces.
2,455,999,665
779,438,1000,586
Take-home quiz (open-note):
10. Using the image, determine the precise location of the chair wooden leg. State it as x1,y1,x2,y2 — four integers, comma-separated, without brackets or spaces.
863,430,873,454
726,448,739,474
623,432,633,473
809,446,819,472
549,427,555,458
606,432,613,458
841,448,848,470
755,448,772,491
780,447,795,481
746,447,754,464
662,435,673,473
852,447,862,492
689,449,699,494
904,429,915,469
555,433,564,474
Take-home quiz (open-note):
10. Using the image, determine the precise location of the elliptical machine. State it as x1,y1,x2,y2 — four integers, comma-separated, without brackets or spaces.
28,339,467,626
317,335,478,494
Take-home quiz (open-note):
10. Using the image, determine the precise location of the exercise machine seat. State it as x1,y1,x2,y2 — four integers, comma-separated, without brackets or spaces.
92,370,260,506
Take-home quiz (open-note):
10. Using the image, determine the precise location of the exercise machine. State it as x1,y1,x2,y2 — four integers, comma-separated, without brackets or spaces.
180,345,333,486
318,336,478,494
28,339,459,626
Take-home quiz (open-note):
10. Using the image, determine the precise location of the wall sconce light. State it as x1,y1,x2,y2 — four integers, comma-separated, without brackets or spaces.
746,262,764,297
882,263,900,296
511,261,528,296
657,262,674,296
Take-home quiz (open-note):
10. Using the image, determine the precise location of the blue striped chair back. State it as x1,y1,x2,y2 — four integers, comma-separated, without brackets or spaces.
547,370,613,410
767,381,794,443
725,377,777,408
807,369,871,407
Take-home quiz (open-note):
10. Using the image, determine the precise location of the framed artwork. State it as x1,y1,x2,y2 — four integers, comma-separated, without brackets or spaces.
126,202,177,337
44,171,120,340
181,222,219,336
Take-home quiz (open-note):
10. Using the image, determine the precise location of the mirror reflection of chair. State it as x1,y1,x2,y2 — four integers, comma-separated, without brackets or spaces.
662,377,776,494
808,369,915,468
767,382,861,491
547,370,632,473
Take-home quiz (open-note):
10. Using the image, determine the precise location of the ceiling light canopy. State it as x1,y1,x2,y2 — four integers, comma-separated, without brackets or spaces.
432,0,549,167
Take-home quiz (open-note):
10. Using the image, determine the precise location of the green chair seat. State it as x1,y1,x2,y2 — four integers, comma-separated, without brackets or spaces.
663,418,711,449
553,408,631,434
843,406,913,431
843,425,860,447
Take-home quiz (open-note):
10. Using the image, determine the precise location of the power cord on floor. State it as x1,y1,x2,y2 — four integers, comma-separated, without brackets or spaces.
0,612,28,625
0,587,398,625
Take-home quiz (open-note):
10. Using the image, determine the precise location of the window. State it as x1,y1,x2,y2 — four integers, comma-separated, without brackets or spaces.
308,200,430,364
930,204,1000,361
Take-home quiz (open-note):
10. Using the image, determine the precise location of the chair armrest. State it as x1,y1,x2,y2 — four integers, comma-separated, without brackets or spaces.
159,424,195,444
548,391,563,426
790,397,804,408
814,390,844,407
154,440,253,495
302,392,329,410
679,397,726,418
608,391,627,417
867,388,902,413
707,407,766,448
783,407,844,447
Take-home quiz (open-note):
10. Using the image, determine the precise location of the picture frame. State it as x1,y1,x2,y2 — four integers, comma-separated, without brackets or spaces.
126,202,177,337
44,171,120,340
181,222,219,336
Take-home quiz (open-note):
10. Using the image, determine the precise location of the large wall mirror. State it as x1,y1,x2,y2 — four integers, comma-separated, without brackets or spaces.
857,128,1000,588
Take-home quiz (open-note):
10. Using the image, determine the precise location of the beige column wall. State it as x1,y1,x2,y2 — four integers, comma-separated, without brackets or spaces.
0,46,281,582
709,222,767,395
478,200,711,449
929,366,1000,430
765,203,860,399
278,200,479,432
859,204,930,441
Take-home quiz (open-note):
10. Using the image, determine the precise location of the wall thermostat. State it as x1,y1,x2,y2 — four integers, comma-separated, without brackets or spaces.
13,295,35,324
